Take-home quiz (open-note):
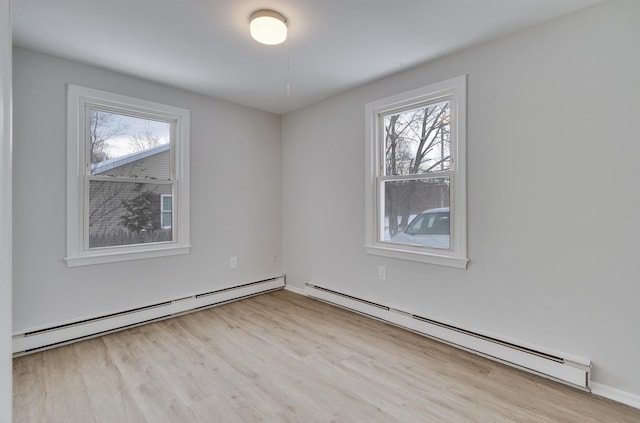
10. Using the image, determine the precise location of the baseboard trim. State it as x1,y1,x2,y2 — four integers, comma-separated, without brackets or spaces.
591,382,640,410
304,283,592,389
283,283,305,296
13,276,285,355
297,282,640,410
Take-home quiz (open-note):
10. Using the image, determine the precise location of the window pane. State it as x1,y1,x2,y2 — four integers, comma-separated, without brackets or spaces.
161,195,172,229
383,100,450,175
162,195,172,210
89,109,171,179
161,212,172,229
382,178,450,248
89,181,173,248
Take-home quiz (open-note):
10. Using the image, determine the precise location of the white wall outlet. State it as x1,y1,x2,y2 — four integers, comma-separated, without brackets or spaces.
229,256,238,269
271,253,278,263
378,265,387,281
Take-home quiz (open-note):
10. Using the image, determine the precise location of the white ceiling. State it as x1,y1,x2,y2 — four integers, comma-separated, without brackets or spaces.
12,0,603,114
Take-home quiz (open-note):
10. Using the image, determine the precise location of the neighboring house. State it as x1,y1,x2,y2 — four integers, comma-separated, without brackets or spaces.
89,143,172,247
91,143,170,179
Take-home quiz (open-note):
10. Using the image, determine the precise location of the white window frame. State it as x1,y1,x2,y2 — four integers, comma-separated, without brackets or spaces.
66,85,191,267
365,75,468,269
160,194,173,229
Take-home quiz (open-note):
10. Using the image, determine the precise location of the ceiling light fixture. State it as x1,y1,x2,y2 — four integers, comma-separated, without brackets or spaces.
249,10,287,45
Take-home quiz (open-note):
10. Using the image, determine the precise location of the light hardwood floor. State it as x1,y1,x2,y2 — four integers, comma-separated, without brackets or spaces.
13,289,640,422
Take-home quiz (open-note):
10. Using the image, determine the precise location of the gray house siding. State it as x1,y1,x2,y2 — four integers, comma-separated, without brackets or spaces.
89,148,172,247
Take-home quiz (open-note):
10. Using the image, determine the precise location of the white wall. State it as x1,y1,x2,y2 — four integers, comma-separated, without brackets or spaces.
12,47,282,332
0,1,12,420
282,0,640,399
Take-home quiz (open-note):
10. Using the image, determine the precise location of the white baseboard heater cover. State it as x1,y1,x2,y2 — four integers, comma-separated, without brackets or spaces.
305,283,591,390
13,276,285,355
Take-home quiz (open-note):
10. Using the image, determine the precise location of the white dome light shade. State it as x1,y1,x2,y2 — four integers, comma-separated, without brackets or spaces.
250,10,287,45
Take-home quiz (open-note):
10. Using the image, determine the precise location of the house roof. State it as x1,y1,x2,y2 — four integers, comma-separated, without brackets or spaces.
91,143,169,175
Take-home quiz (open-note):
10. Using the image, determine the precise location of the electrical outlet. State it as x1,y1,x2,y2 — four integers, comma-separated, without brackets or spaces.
378,266,386,281
271,253,278,263
229,256,238,269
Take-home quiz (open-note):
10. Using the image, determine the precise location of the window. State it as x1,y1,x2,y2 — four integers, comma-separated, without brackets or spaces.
66,85,190,266
365,76,467,268
160,194,172,229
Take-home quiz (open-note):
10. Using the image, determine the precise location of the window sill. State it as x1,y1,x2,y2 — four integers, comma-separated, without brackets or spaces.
365,244,468,269
65,244,191,267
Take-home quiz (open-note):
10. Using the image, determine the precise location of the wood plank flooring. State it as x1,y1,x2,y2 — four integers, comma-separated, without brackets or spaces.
13,289,640,422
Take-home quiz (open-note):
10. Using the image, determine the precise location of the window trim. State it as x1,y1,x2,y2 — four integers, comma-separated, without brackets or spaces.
66,85,190,267
364,75,468,269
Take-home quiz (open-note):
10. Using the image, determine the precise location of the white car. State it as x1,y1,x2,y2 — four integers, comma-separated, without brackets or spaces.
390,207,450,249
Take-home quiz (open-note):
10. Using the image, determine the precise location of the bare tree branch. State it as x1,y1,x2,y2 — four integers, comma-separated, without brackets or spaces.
129,130,162,152
89,110,128,164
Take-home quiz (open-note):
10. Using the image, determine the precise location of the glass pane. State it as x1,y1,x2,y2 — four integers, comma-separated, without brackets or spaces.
383,100,450,175
161,211,172,229
160,195,172,228
382,178,450,248
89,108,171,179
89,181,173,248
162,195,172,210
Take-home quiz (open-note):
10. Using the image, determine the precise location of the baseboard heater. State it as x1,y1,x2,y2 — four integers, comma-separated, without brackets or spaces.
12,276,285,355
304,283,591,390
